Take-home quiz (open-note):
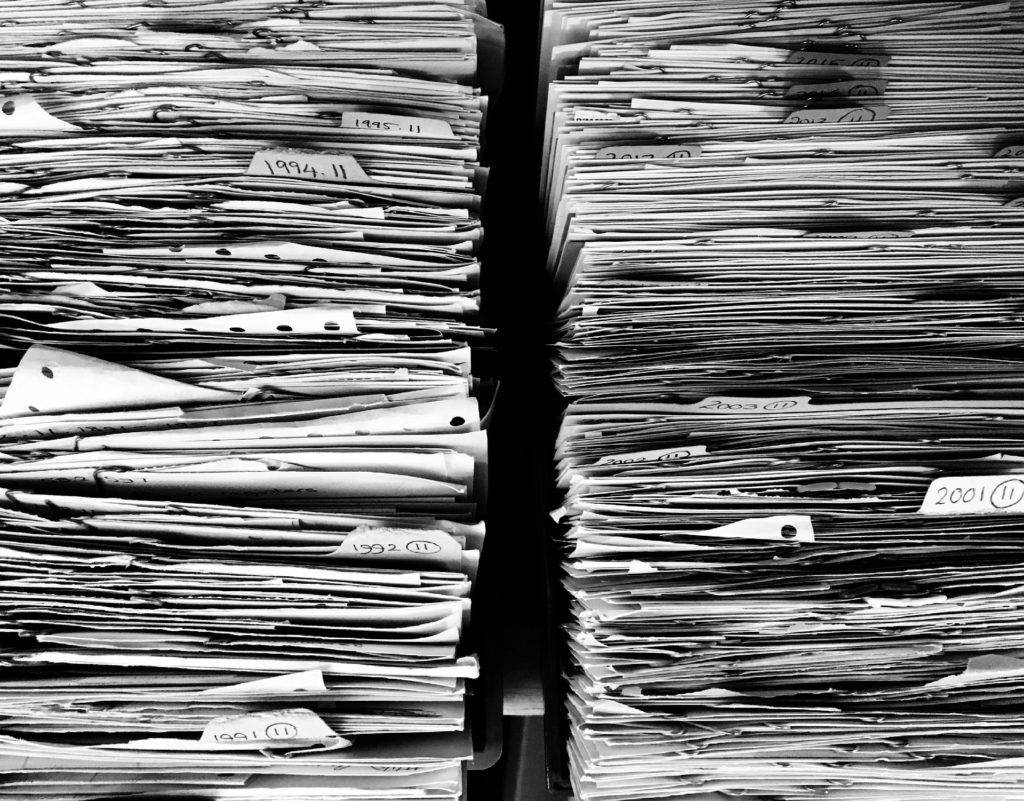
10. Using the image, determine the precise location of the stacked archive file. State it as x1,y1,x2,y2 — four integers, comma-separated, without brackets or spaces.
0,1,502,799
543,1,1024,800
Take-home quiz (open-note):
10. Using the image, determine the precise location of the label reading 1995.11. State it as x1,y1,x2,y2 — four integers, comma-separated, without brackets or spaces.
339,112,454,138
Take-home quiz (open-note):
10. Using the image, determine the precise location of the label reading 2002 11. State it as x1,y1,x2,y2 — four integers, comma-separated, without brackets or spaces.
919,475,1024,515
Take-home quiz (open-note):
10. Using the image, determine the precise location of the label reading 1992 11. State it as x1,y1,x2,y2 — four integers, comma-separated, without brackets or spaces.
919,475,1024,515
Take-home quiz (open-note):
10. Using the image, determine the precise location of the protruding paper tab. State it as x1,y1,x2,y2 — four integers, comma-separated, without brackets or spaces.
200,670,328,696
574,108,623,122
247,149,371,183
920,475,1024,515
49,307,359,336
0,346,239,416
0,95,81,133
200,708,348,749
595,143,701,160
699,515,814,543
339,112,453,139
995,144,1024,158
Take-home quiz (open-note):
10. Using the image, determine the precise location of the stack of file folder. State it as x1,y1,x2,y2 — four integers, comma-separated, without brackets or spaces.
0,1,502,799
544,0,1024,799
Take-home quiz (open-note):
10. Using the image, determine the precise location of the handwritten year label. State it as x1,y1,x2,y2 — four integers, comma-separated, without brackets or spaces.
691,396,812,414
995,145,1024,158
596,444,708,466
784,106,889,124
804,230,912,239
595,143,701,160
339,112,453,138
247,149,369,183
332,527,461,569
920,475,1024,515
785,79,887,100
785,50,890,68
201,708,346,749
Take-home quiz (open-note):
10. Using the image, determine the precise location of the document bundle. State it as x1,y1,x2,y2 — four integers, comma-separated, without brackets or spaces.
0,1,502,799
544,1,1024,799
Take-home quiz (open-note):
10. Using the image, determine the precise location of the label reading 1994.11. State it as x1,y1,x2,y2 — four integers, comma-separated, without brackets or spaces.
247,149,370,183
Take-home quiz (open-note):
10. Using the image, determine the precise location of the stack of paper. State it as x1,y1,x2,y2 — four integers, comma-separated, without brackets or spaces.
544,0,1024,799
0,1,501,799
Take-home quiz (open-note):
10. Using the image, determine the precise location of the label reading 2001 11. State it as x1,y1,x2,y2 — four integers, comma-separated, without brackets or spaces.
919,475,1024,515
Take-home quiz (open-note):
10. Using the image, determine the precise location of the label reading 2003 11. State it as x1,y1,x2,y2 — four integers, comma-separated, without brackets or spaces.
919,475,1024,515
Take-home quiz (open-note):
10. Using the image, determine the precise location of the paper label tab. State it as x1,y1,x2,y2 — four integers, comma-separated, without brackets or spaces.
200,670,327,696
691,396,812,414
785,50,890,68
574,108,622,122
784,106,889,124
0,95,81,133
247,149,370,183
785,79,886,99
995,145,1024,158
333,527,462,569
50,307,359,336
339,112,453,139
703,515,814,543
200,708,347,749
920,475,1024,515
595,143,701,160
596,445,708,466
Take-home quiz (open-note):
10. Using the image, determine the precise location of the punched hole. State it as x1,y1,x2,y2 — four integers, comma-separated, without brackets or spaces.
215,248,232,256
781,525,798,539
2,101,15,116
323,321,340,331
229,327,245,332
449,416,465,426
264,254,281,260
276,325,293,332
27,405,38,412
40,366,54,379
